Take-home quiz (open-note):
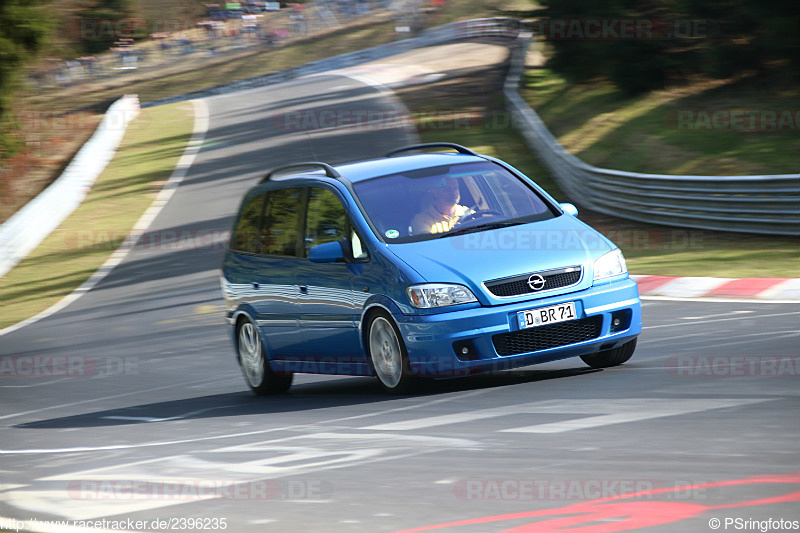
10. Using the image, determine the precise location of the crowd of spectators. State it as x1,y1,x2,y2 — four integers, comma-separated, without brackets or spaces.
30,0,428,90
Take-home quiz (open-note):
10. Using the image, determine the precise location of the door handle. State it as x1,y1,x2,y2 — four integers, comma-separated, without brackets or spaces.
299,286,308,294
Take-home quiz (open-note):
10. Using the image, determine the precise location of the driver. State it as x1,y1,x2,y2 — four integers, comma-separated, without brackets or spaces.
410,176,472,235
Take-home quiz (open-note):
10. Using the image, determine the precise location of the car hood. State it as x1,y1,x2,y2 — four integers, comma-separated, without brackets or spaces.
386,214,614,305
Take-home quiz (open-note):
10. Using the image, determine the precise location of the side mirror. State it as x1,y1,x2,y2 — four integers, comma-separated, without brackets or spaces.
308,241,345,263
560,203,578,217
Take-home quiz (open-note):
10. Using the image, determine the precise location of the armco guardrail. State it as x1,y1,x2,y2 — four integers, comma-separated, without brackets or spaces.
504,37,800,236
0,95,140,277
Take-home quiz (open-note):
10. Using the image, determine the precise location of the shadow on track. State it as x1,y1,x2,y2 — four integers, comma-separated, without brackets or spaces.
15,366,599,429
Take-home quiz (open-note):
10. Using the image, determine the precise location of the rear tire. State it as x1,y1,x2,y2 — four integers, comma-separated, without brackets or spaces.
367,311,414,394
237,319,293,395
580,338,637,369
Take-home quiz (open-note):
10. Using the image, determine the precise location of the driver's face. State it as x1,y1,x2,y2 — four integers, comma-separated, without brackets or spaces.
432,178,460,205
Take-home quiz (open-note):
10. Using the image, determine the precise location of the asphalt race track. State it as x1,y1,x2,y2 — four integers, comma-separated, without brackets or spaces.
1,72,799,533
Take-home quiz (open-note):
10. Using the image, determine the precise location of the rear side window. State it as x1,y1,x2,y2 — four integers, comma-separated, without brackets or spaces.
231,185,367,260
262,188,303,257
230,193,265,254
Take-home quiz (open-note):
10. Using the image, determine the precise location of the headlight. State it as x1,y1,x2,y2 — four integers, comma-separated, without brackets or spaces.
593,248,628,280
406,283,478,309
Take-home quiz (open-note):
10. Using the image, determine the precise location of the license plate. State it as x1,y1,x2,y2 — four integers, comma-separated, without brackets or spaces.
517,302,576,330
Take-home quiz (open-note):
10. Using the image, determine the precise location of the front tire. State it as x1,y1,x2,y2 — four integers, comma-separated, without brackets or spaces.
580,338,637,369
237,319,293,395
367,312,414,394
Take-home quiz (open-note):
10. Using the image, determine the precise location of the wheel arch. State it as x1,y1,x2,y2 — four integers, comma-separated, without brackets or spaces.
231,309,260,365
359,298,405,354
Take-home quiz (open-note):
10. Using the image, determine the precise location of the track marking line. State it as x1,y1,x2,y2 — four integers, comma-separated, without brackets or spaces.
679,310,753,320
639,329,799,346
362,398,771,433
641,295,800,304
642,311,800,330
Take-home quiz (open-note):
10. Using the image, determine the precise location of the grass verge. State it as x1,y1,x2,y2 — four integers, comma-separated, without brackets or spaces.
521,64,800,176
396,60,800,278
0,102,194,329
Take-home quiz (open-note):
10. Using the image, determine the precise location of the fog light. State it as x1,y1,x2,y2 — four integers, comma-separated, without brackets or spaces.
610,310,631,333
453,340,478,361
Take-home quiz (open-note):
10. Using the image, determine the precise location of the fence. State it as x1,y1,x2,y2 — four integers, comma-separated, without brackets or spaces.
28,1,422,92
143,17,522,107
0,95,140,277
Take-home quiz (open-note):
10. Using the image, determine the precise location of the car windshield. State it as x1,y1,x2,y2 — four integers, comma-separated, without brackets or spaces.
351,161,557,243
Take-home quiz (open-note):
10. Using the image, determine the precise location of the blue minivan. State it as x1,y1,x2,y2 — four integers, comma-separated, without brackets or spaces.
221,144,642,394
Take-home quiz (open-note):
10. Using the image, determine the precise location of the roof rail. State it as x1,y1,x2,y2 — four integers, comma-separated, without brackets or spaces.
261,162,341,183
385,143,479,158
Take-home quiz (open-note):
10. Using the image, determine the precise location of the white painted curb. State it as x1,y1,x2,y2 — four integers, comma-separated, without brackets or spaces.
0,95,140,277
0,99,209,336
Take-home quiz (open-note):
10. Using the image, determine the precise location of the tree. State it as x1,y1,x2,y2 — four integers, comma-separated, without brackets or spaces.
680,0,800,78
531,0,799,93
77,0,136,55
0,0,51,157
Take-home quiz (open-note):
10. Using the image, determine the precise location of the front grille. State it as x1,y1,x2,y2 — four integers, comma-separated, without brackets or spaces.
485,267,582,297
492,315,603,356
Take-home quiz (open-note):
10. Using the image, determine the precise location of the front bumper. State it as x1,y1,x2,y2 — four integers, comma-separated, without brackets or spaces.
395,277,642,377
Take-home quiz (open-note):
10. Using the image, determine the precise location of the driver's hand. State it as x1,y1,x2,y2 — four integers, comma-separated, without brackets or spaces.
430,220,450,234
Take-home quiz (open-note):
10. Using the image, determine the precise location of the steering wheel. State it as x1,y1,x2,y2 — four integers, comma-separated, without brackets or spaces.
456,208,503,226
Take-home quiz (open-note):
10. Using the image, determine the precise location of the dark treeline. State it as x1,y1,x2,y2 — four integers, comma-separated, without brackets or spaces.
77,0,137,54
530,0,800,94
0,0,51,156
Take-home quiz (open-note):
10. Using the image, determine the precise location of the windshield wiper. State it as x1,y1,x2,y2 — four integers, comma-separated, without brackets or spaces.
437,220,523,238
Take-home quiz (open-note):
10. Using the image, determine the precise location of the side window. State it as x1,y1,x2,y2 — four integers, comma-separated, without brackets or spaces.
306,187,368,261
230,193,265,254
306,187,346,255
262,188,303,257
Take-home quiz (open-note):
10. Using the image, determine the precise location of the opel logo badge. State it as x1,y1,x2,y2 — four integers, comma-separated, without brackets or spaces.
527,274,546,291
